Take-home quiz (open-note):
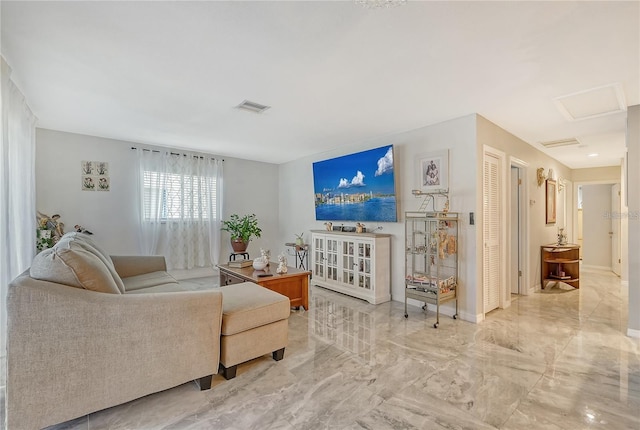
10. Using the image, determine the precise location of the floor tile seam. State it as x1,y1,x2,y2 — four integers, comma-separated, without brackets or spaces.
580,288,607,325
495,368,546,429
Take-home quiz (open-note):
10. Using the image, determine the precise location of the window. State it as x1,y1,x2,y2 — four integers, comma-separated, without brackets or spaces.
143,170,217,221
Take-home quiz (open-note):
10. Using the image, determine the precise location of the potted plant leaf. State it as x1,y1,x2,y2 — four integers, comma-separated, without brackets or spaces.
221,213,262,253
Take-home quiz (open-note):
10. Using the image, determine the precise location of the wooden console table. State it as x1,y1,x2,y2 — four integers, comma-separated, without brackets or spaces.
541,244,580,289
217,263,310,310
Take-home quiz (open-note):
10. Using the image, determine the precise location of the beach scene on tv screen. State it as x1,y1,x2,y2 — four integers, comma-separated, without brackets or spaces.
313,145,397,222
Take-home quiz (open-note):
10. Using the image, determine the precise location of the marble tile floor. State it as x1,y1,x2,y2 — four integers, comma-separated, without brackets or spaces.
3,268,639,430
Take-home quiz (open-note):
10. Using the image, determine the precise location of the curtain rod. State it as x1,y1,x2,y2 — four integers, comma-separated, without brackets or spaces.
131,147,224,161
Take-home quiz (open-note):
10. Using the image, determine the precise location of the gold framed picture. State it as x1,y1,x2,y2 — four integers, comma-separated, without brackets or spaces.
546,179,556,224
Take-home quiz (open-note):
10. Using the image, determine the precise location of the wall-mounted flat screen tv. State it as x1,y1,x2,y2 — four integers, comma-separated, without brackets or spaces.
313,145,398,222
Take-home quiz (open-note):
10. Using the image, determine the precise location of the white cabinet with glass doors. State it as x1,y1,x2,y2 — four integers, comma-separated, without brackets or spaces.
311,230,391,304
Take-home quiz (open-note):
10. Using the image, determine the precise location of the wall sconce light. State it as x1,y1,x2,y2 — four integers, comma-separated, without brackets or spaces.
558,177,565,191
537,167,547,186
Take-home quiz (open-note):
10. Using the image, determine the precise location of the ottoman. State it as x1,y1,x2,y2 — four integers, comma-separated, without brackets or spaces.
219,282,290,379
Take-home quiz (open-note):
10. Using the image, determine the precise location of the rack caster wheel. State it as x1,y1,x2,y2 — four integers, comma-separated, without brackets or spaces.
404,314,408,318
433,322,439,328
453,314,457,319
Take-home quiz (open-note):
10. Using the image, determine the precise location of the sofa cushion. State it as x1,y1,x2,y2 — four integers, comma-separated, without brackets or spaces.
124,283,186,294
122,271,179,292
30,243,121,294
220,282,290,336
61,232,126,293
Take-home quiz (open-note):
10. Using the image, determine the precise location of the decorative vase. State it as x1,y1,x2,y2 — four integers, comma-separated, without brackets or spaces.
253,259,267,270
231,239,248,253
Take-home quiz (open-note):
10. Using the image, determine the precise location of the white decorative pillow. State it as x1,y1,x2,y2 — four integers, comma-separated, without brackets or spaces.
30,242,121,294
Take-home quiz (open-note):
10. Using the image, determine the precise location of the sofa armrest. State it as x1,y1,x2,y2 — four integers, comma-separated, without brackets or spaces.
7,274,223,430
111,255,167,278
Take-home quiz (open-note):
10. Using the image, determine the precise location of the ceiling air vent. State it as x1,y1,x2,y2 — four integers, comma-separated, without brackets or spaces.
539,138,581,148
236,100,271,114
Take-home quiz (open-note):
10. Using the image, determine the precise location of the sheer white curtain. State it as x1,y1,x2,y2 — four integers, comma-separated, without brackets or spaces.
136,148,223,270
1,57,37,386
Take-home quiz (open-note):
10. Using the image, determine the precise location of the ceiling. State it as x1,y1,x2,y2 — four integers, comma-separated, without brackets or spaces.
2,1,638,167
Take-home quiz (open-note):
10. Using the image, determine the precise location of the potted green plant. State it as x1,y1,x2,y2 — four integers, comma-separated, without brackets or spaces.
221,213,262,253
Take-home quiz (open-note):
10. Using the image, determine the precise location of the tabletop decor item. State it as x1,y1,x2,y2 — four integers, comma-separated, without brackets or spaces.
252,259,267,270
221,213,262,253
276,253,288,274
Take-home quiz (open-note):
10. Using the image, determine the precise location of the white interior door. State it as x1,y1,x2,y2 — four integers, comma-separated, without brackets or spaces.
510,167,520,294
612,183,621,276
483,152,501,313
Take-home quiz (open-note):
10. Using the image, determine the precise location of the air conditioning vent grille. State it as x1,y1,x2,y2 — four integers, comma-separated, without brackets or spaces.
236,100,270,114
540,138,580,148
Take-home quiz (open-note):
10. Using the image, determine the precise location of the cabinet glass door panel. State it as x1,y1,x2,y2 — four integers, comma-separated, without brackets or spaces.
343,269,355,285
326,238,339,281
328,266,338,281
313,235,325,279
342,240,356,286
358,274,372,289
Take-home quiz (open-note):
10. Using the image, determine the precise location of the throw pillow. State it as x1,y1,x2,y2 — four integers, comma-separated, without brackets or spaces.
30,242,121,294
60,232,126,293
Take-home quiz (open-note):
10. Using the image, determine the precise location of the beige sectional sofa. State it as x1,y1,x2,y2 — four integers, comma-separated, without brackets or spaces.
6,232,224,430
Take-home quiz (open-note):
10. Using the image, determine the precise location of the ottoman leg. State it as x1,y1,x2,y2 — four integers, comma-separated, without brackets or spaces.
197,374,213,390
272,347,285,361
219,363,238,380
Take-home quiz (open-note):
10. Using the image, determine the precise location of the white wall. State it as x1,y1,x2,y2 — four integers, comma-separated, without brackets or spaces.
279,115,479,322
36,129,279,267
572,166,621,183
581,184,613,269
621,159,629,284
627,105,640,336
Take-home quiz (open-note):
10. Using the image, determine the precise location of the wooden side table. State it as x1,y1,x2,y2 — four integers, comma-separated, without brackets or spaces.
541,244,580,289
217,262,310,310
284,243,309,270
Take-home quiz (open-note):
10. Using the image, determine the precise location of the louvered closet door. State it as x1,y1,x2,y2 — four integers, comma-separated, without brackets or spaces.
483,152,501,313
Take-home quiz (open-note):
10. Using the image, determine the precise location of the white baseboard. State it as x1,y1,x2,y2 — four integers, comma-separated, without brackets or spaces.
627,328,640,339
581,264,612,271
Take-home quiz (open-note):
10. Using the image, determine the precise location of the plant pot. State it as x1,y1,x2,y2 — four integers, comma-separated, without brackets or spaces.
231,239,248,253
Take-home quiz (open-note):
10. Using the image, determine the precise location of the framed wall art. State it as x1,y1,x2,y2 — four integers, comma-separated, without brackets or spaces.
416,149,449,192
312,145,397,222
546,179,556,224
82,160,110,191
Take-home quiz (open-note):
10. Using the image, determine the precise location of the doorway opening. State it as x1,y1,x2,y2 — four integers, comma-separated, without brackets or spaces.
509,158,529,297
575,182,621,275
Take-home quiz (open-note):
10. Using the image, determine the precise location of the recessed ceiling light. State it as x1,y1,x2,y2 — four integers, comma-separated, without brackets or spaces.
587,153,599,157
